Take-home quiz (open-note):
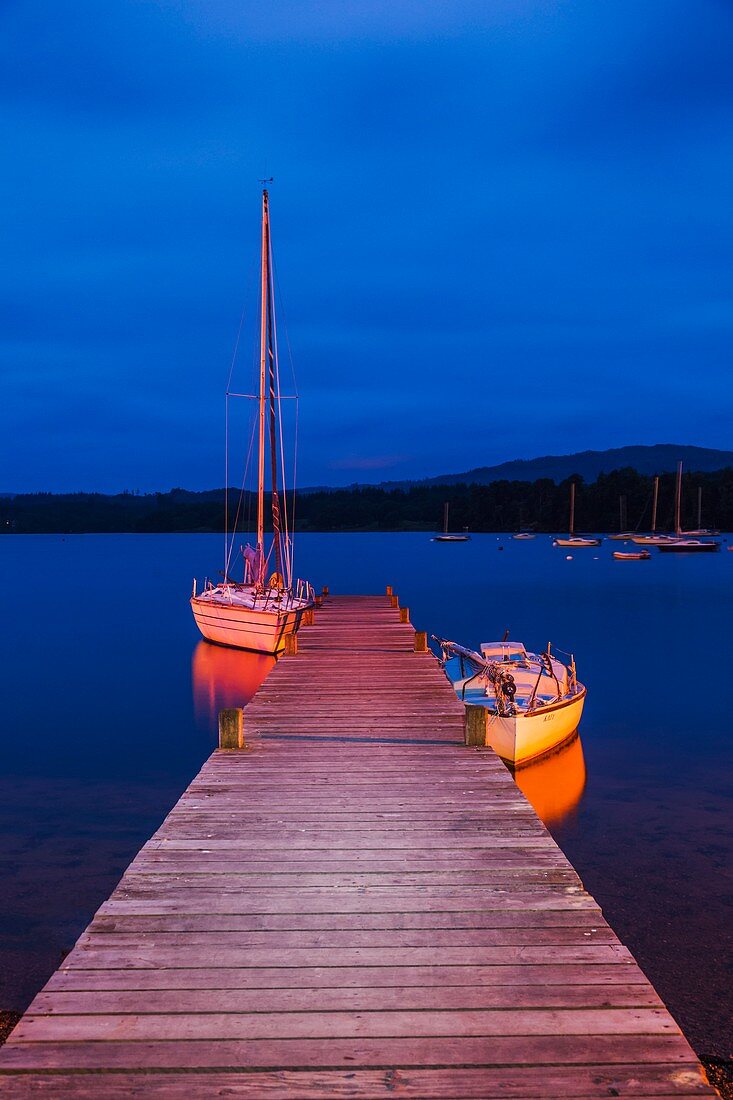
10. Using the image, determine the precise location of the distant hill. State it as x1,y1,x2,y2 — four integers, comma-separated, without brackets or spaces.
372,444,733,490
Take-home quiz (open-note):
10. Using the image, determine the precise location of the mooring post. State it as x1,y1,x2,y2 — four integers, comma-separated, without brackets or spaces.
386,584,393,596
414,630,428,652
303,607,314,626
218,708,245,750
322,585,329,597
315,595,323,607
284,633,298,656
399,606,409,623
464,704,488,747
389,594,399,609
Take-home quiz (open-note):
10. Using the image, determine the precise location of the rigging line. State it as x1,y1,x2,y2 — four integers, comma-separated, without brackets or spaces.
226,301,248,395
271,236,300,587
226,403,258,576
271,256,292,589
265,216,283,582
271,251,299,398
286,393,294,567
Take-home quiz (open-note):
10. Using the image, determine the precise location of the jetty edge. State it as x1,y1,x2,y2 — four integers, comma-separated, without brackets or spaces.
0,593,718,1098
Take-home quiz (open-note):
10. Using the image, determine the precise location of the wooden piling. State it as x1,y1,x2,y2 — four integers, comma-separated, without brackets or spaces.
414,629,428,652
385,584,393,595
322,585,329,597
389,594,399,608
464,703,488,747
399,606,409,623
284,632,298,656
217,707,244,750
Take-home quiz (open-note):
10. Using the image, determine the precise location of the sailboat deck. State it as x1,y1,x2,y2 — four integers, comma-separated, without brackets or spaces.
0,595,716,1097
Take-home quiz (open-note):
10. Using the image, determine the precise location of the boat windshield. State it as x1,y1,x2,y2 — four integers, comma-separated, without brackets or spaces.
481,643,527,662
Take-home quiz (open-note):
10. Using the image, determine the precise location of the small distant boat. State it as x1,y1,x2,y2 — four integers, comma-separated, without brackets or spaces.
512,532,536,540
631,476,670,544
554,536,602,548
631,534,677,546
435,637,586,765
681,486,719,536
607,494,634,539
657,539,719,554
432,502,470,542
613,549,651,560
553,482,600,548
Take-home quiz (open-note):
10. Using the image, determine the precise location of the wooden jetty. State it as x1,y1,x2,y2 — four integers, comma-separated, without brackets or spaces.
0,595,717,1097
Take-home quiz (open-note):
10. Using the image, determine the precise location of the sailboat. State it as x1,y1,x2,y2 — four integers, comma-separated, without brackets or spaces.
553,482,600,547
680,485,719,537
631,475,676,545
190,188,315,653
435,636,587,765
432,502,470,542
657,463,719,553
607,494,635,540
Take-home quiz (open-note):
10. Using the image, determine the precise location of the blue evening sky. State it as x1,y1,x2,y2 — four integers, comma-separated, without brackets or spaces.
2,0,732,491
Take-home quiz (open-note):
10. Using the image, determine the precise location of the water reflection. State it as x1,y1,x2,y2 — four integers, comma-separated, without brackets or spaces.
509,733,586,828
192,641,275,730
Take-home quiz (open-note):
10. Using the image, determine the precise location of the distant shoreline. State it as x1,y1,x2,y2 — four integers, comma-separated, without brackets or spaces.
2,467,733,534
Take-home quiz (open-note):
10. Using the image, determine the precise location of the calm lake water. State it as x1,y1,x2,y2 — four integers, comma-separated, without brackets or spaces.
0,533,731,1057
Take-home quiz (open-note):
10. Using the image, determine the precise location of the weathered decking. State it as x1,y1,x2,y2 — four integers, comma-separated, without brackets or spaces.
0,595,716,1097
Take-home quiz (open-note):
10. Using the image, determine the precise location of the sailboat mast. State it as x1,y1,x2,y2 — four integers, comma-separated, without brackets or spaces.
697,486,702,530
651,476,659,533
265,209,283,580
443,502,449,535
256,190,269,553
674,461,682,537
569,482,575,536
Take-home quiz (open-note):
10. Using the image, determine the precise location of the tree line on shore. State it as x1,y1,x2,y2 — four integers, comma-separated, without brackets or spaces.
3,467,733,534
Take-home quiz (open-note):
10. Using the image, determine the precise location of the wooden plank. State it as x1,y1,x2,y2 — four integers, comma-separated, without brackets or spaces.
0,1033,701,1069
0,594,714,1098
13,1006,678,1041
0,1067,715,1099
28,983,663,1015
43,962,652,992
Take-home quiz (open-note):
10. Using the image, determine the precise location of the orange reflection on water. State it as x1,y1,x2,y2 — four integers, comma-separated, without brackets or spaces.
192,641,276,729
511,733,587,828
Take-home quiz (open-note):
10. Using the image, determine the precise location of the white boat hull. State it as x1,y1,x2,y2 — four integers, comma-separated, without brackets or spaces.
553,537,601,548
482,689,586,766
191,596,307,654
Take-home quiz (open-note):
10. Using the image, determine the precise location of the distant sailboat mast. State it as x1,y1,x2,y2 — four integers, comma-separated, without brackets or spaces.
674,461,683,537
697,485,702,531
569,482,576,537
651,475,659,534
443,502,449,535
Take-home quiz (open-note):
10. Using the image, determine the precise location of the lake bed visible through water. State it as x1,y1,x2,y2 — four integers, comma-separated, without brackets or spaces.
0,533,731,1059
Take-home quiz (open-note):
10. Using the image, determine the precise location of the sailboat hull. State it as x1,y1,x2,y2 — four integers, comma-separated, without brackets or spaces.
483,690,586,766
553,537,601,548
191,596,306,654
